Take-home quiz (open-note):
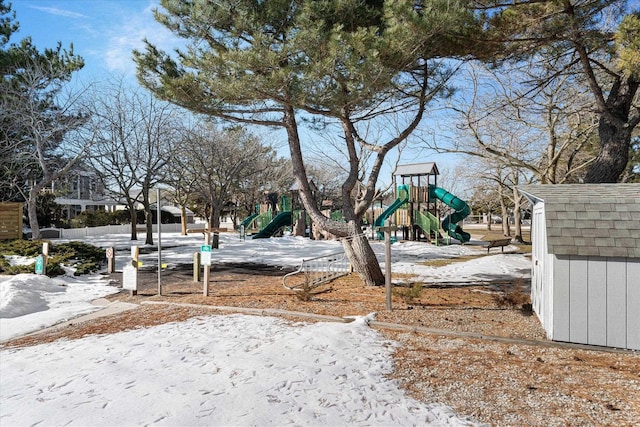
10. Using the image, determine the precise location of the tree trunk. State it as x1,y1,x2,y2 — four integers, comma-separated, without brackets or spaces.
27,185,43,240
501,209,511,237
180,205,188,236
498,185,510,237
283,106,384,286
583,77,638,183
128,202,138,241
513,186,524,243
209,206,221,249
583,119,632,183
340,221,385,286
294,210,306,236
142,187,154,245
144,206,154,245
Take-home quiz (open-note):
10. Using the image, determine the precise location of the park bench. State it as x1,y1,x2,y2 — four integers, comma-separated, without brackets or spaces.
485,238,512,253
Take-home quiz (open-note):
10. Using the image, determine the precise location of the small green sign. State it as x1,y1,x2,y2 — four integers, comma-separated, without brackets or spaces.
35,255,45,275
201,245,212,266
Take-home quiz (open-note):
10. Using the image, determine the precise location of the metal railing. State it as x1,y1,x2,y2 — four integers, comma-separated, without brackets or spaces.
282,251,352,291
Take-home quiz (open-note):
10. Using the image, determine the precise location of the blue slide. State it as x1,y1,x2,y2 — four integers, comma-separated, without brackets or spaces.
429,185,471,243
374,185,410,239
252,211,292,239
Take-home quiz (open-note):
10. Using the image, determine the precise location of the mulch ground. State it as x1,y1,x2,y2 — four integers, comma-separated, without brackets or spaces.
3,263,639,426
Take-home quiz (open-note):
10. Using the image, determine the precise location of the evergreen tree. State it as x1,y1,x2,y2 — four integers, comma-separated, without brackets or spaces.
0,0,85,238
477,1,639,183
135,0,483,285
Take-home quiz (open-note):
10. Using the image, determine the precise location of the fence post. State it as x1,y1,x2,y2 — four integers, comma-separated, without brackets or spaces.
193,252,201,282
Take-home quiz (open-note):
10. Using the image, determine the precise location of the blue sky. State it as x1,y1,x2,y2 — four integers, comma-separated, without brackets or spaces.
10,0,179,83
9,0,464,192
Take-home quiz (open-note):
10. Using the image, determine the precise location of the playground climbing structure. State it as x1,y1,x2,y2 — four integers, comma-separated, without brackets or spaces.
373,162,471,243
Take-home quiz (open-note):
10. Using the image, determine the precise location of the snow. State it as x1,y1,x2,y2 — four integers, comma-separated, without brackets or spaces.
1,230,528,426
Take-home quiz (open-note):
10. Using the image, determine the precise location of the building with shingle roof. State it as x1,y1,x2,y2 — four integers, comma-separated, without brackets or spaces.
518,184,640,350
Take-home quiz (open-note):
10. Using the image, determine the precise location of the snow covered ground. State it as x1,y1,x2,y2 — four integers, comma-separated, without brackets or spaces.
1,231,529,426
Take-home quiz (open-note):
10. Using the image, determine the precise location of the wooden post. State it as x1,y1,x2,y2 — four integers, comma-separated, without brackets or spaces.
193,252,201,282
42,242,49,273
106,247,115,273
385,227,392,311
131,246,139,267
157,188,162,296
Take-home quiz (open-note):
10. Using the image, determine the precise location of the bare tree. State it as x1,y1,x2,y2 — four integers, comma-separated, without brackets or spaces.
474,1,639,183
234,150,293,226
164,151,198,236
87,79,182,243
178,122,284,248
433,62,602,238
433,64,597,185
3,59,90,239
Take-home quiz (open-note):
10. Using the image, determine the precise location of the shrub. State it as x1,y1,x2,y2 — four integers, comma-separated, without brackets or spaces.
70,210,119,228
495,278,531,311
393,282,423,304
0,239,104,276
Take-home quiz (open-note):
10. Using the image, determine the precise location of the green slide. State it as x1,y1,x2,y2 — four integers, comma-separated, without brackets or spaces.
239,213,259,230
374,185,410,239
252,211,292,239
414,210,439,239
429,185,471,243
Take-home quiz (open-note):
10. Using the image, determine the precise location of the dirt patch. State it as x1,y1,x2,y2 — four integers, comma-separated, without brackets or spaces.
3,263,639,426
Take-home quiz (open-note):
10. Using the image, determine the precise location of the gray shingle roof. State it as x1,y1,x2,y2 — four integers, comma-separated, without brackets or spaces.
518,184,640,258
394,162,439,177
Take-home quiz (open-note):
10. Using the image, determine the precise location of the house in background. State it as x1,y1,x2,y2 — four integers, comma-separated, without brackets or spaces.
150,204,195,224
518,184,640,351
51,167,118,219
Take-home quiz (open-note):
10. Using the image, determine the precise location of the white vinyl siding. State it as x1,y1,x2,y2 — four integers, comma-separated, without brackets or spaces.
552,255,639,350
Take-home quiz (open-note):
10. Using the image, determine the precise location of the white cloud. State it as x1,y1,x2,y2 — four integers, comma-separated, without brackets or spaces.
102,2,182,75
28,5,87,19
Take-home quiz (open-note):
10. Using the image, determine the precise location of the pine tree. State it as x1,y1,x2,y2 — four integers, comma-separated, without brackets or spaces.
135,0,483,285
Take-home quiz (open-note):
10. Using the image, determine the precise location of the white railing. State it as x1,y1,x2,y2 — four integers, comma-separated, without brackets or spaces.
55,223,197,239
282,251,352,291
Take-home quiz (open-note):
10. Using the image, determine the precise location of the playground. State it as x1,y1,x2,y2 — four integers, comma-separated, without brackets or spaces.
239,162,475,246
2,229,638,426
2,163,638,426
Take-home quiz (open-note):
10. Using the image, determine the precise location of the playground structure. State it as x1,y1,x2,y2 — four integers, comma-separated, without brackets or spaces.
240,182,315,239
372,162,471,243
239,162,470,244
238,194,293,239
